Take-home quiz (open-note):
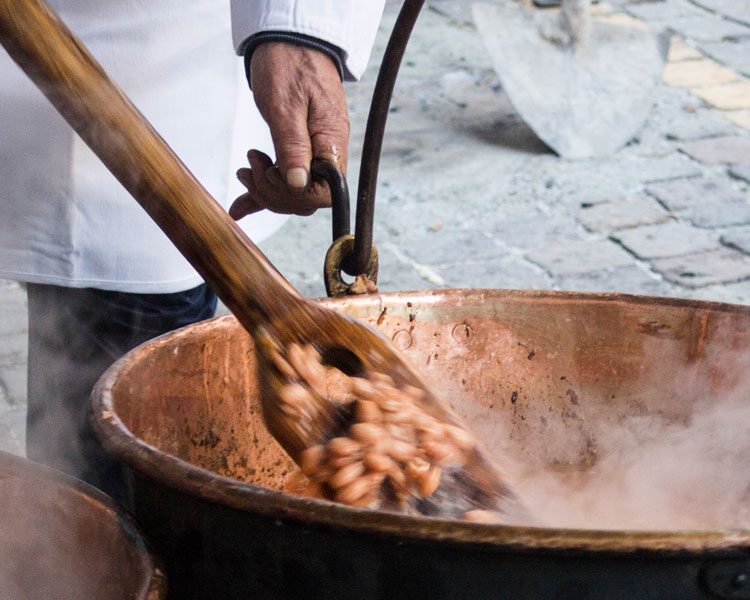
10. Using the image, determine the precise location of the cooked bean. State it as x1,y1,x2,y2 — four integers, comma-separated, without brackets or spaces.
351,422,384,444
364,451,393,472
364,471,386,491
409,411,436,430
298,420,312,436
415,421,444,443
388,439,416,462
367,436,391,457
329,461,365,489
422,441,456,463
386,465,408,496
270,350,297,380
280,403,302,417
350,377,378,400
385,423,414,443
405,456,430,481
419,465,441,497
369,372,394,388
299,445,324,477
461,509,500,524
350,490,378,509
279,383,312,407
286,343,306,372
401,384,426,402
303,343,322,364
313,466,333,484
335,475,372,504
287,343,325,384
378,398,403,413
328,453,359,470
444,425,475,452
383,406,414,424
305,372,327,398
303,376,325,400
355,399,383,424
327,437,360,457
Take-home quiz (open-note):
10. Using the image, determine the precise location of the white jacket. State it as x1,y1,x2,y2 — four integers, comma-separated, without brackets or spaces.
0,0,384,293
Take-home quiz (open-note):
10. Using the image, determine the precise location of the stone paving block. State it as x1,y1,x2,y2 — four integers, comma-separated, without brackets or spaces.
661,107,738,141
646,176,748,209
689,0,750,27
399,228,506,265
625,152,704,183
680,202,750,227
730,165,750,183
652,248,750,286
667,36,703,61
590,2,615,17
376,242,449,291
680,135,750,165
611,222,718,258
0,281,28,408
594,12,651,31
576,194,669,232
686,278,750,304
491,214,585,248
438,256,554,290
724,110,750,130
427,0,475,27
625,0,705,22
690,81,750,110
663,58,739,86
376,260,442,293
699,38,750,77
526,240,634,275
0,405,25,457
721,226,750,253
556,265,678,296
668,15,750,43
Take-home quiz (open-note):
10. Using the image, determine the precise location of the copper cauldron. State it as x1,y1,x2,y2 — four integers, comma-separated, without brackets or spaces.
0,450,166,599
93,289,750,600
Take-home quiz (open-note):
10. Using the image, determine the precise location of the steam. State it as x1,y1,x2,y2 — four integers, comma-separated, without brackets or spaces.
515,395,750,530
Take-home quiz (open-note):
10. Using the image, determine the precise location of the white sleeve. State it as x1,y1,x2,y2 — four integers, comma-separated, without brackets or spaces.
230,0,386,81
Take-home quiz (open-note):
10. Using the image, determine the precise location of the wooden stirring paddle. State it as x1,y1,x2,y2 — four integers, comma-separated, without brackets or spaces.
0,0,531,524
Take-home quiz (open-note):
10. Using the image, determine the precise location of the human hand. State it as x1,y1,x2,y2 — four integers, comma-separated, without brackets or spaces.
229,42,350,219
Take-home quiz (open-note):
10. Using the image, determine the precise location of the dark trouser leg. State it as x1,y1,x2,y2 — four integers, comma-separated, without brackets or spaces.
26,283,217,504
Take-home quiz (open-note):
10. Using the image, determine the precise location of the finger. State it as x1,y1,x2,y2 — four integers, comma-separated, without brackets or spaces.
229,192,265,219
247,149,274,171
236,167,253,190
230,168,266,219
266,109,312,191
248,153,288,209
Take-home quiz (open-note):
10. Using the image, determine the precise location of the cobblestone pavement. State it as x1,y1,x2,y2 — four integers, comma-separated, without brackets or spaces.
1,0,749,455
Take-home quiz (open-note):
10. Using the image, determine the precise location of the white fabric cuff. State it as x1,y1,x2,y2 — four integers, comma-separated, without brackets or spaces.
230,0,386,81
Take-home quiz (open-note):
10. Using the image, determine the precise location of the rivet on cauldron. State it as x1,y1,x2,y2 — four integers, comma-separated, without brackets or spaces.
392,329,413,350
701,560,750,599
451,323,472,343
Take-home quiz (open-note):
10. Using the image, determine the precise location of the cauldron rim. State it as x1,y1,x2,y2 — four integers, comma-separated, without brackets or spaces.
0,449,167,599
92,288,750,557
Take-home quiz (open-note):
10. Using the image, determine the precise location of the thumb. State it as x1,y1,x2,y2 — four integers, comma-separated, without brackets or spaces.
267,111,313,191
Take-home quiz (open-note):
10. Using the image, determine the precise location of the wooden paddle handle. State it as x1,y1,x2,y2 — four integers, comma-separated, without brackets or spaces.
0,0,300,330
